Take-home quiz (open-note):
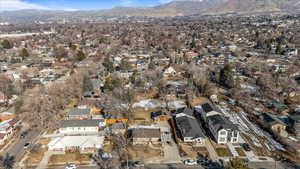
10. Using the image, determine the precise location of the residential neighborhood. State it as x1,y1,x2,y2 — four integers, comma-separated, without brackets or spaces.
0,7,300,169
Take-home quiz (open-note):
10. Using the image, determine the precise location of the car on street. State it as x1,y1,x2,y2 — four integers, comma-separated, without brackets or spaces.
20,131,28,139
134,161,145,167
23,142,30,149
241,143,251,151
65,164,77,169
183,159,198,165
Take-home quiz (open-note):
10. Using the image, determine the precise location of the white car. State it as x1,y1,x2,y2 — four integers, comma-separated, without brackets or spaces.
65,164,77,169
183,159,197,165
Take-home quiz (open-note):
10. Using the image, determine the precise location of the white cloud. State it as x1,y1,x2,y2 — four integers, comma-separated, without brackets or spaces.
0,0,48,11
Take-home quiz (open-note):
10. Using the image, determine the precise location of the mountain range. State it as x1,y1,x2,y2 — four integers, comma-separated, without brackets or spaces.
0,0,300,24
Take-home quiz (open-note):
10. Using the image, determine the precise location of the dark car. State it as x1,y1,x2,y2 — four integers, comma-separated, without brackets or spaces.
20,131,28,139
121,161,135,167
24,142,30,149
242,143,251,151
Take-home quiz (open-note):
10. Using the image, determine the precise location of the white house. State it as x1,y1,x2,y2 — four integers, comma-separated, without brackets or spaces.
59,120,101,134
195,103,240,144
163,66,177,77
48,135,104,152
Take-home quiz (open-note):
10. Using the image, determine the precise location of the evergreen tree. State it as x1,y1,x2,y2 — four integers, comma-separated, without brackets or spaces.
103,56,114,73
19,48,29,59
1,40,12,49
76,50,86,61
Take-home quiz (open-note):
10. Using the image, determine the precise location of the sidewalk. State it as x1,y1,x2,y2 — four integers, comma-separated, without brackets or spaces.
205,140,219,161
36,151,65,169
227,143,239,157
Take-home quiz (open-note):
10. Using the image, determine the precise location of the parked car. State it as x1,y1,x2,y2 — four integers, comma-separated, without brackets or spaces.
183,159,197,165
20,131,28,139
65,164,77,169
23,142,30,149
134,161,145,167
121,161,136,167
242,143,251,151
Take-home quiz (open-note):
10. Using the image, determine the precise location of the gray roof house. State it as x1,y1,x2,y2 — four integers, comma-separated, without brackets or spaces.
67,108,91,120
175,115,206,144
59,120,103,134
174,107,206,144
194,102,240,144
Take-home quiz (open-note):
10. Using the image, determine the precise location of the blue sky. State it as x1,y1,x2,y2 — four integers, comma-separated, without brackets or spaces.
0,0,176,11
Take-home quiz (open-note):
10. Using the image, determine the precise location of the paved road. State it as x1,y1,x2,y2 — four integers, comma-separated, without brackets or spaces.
47,164,204,169
4,127,41,163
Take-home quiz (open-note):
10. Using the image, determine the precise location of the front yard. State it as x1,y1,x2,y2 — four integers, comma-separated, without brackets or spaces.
127,144,163,161
215,147,233,157
24,148,47,165
48,152,92,165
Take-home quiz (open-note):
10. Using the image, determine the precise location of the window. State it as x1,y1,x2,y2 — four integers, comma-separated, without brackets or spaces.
219,137,226,143
233,131,238,137
220,131,227,135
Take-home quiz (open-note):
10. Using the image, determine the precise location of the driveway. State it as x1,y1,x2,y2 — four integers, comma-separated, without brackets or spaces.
163,142,181,163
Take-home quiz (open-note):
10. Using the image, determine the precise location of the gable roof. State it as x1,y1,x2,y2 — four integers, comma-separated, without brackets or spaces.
175,115,205,139
68,108,91,116
175,107,193,116
208,114,238,131
60,120,101,128
130,128,161,139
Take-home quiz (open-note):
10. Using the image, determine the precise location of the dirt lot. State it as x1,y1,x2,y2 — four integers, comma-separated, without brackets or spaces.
48,152,92,165
24,148,47,165
127,144,163,161
179,144,209,158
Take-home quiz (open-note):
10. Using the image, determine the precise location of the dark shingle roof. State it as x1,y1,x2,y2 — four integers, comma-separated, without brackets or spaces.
202,103,214,113
208,114,238,131
175,115,205,139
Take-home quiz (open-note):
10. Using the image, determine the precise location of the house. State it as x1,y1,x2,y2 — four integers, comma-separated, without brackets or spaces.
0,118,20,145
48,135,104,152
174,108,206,144
163,66,177,77
283,48,298,56
195,103,239,144
109,122,126,134
0,112,15,121
66,108,92,120
260,113,288,138
151,111,170,122
59,120,102,134
207,114,240,144
0,92,7,104
83,91,100,100
130,128,161,145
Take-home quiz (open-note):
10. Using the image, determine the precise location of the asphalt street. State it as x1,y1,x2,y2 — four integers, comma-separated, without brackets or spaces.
3,127,41,163
47,164,205,169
